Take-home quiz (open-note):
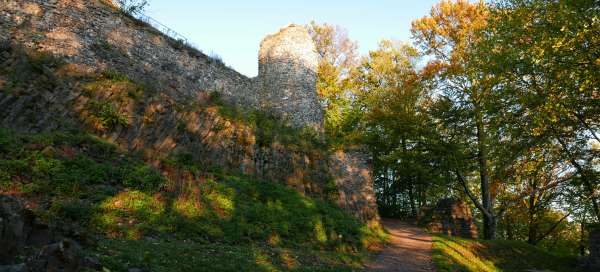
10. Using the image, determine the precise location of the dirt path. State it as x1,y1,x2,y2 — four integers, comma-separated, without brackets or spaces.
367,219,435,272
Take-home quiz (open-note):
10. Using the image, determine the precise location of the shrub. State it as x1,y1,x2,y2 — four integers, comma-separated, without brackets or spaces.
208,52,225,66
86,100,130,130
123,165,165,192
102,69,130,82
50,199,93,221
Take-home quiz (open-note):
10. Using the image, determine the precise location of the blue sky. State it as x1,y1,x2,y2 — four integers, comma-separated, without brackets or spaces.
144,0,441,77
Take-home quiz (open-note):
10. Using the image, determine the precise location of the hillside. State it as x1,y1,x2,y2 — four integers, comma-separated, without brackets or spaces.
0,128,385,271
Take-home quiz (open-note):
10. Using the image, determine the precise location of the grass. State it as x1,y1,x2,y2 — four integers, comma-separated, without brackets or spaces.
432,234,582,272
0,128,386,271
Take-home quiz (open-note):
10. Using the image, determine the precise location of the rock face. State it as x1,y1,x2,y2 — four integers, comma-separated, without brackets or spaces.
26,239,85,272
418,198,478,239
0,195,34,262
0,0,378,223
257,24,323,129
0,196,95,271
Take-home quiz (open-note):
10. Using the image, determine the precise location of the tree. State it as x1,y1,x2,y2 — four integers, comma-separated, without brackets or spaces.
115,0,148,14
476,0,600,222
306,22,360,142
411,0,502,239
352,40,449,217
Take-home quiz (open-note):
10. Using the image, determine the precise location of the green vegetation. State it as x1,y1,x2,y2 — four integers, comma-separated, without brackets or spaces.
0,46,63,94
432,234,581,272
208,91,327,151
0,128,386,271
308,0,598,256
85,100,130,130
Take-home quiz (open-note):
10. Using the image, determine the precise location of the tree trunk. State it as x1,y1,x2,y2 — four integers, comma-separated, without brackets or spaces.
408,183,416,217
580,220,586,256
527,183,538,244
476,109,495,239
505,215,515,240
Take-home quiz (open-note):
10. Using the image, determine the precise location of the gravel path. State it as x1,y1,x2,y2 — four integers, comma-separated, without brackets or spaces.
367,219,436,272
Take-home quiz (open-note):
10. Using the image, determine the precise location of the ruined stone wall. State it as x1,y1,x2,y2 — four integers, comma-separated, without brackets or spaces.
329,149,380,225
257,24,324,129
0,0,254,109
0,0,378,222
418,198,478,239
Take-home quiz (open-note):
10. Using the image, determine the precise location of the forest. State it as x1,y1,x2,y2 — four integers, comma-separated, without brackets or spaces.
309,0,599,255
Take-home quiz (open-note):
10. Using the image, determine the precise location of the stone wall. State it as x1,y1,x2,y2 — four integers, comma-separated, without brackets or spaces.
1,0,253,109
257,24,323,129
329,149,380,225
0,0,378,222
0,1,324,129
418,198,478,239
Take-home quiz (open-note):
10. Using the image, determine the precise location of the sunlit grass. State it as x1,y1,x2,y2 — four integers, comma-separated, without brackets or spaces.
433,235,499,272
432,234,581,272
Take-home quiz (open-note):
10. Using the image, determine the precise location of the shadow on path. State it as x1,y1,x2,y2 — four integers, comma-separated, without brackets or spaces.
367,218,435,272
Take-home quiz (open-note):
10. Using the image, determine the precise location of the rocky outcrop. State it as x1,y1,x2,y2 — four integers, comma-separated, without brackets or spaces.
0,195,98,271
418,198,478,239
25,239,90,272
257,24,323,129
0,239,97,272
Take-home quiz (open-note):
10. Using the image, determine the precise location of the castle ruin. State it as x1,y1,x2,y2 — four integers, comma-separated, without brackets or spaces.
0,0,378,224
256,24,323,129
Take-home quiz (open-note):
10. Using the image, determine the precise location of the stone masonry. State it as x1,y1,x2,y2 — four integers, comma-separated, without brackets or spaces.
329,148,380,225
418,198,478,239
0,0,378,222
257,24,323,129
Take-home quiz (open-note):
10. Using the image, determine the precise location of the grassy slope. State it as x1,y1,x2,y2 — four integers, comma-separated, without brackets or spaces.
0,128,386,271
432,234,581,272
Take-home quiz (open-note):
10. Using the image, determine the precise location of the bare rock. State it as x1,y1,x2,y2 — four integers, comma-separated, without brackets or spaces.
0,264,25,272
26,239,84,272
0,195,34,263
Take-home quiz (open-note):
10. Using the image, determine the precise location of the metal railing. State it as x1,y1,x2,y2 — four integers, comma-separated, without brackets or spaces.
129,10,190,46
114,3,224,65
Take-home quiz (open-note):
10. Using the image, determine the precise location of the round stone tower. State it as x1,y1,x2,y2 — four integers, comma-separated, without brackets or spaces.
257,24,324,129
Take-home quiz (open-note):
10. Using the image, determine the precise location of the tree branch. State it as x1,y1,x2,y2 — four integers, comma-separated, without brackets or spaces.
533,212,571,245
497,175,572,219
455,169,493,218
